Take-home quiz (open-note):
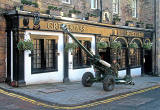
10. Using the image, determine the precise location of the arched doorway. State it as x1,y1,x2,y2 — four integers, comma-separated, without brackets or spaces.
114,37,128,69
129,38,143,77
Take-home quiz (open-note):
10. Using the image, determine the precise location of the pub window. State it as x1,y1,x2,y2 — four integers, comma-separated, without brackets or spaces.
130,41,141,67
73,40,91,69
62,0,70,4
115,39,127,69
91,0,98,9
32,38,58,73
117,48,126,69
112,0,119,14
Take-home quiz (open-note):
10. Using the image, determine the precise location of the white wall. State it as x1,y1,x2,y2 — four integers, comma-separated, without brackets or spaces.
131,67,141,77
118,70,126,78
118,67,141,78
24,31,64,85
68,34,96,81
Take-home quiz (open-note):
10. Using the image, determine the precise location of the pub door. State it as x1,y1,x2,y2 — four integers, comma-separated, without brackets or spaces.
144,50,152,75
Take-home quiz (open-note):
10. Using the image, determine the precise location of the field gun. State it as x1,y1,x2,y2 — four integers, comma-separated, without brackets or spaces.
61,24,134,91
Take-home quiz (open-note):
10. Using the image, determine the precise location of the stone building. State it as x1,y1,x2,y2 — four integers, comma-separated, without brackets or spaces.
0,0,156,86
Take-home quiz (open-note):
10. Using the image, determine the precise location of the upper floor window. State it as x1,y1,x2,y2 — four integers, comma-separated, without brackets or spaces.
112,0,119,14
91,0,97,9
62,0,70,4
132,0,137,17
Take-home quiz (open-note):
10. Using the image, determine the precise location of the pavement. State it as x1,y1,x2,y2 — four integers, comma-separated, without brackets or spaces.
0,75,160,106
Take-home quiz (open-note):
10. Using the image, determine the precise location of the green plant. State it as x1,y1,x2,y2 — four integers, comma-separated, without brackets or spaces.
96,42,108,49
113,14,121,22
17,40,34,51
110,41,122,50
143,42,152,50
48,6,62,11
69,7,81,14
136,21,144,27
65,43,78,52
125,20,133,26
146,24,153,29
129,42,138,49
21,0,38,7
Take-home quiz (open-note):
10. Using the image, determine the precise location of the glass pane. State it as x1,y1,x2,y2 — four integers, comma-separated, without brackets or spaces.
46,39,57,69
32,39,42,69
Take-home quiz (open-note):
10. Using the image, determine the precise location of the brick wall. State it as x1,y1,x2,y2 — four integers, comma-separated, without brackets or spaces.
0,15,6,82
0,0,20,82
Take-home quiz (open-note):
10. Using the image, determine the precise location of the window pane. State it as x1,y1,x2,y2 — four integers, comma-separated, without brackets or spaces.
130,48,141,67
32,38,58,73
117,48,126,69
46,39,58,70
132,0,137,17
113,0,119,14
73,40,91,69
33,39,42,69
62,0,70,4
91,0,97,9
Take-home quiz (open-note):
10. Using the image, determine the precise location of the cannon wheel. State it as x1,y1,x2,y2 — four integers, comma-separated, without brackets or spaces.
82,72,94,87
103,75,115,91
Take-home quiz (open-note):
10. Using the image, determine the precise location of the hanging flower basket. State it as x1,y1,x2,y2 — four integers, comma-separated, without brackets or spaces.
110,41,122,50
143,42,152,50
17,40,34,51
65,43,78,53
96,42,108,49
129,42,138,49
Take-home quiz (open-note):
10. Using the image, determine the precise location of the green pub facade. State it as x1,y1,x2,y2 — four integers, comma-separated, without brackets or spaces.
5,10,153,86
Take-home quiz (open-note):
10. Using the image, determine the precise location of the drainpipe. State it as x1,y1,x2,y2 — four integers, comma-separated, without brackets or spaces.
154,0,157,75
99,0,102,23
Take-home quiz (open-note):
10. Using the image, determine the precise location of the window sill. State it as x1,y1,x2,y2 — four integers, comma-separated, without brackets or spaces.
73,66,91,70
32,69,58,74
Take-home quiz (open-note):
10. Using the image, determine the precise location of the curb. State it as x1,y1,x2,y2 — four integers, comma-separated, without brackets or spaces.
0,84,160,109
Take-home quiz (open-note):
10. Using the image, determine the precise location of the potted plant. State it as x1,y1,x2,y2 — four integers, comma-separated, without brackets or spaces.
146,24,153,29
129,42,138,49
96,42,108,49
143,42,152,50
21,0,39,12
17,40,34,51
88,13,99,21
112,14,121,25
136,21,144,28
125,20,134,26
129,42,138,55
47,6,62,16
110,41,122,50
69,7,81,18
65,43,78,54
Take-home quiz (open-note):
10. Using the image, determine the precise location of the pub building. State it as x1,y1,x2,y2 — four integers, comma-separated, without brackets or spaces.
4,10,153,86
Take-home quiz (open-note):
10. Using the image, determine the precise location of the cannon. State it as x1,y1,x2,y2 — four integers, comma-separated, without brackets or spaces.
61,24,134,91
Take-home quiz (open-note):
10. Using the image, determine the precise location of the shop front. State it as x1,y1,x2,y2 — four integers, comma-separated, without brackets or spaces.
5,10,153,86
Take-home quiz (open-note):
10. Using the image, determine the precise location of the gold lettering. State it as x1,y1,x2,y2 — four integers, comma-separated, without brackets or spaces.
47,22,53,30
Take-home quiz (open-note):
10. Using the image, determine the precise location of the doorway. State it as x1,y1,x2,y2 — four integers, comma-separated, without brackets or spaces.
144,50,152,75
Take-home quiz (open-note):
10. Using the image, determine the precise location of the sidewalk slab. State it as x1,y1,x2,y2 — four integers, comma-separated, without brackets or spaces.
0,76,160,105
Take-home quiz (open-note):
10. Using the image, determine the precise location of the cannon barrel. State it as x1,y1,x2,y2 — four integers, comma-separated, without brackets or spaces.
61,24,111,68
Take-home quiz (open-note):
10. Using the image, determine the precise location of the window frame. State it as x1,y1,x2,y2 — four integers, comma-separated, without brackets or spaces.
132,0,137,18
112,0,119,14
91,0,98,9
62,0,70,4
73,37,92,69
31,35,59,74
